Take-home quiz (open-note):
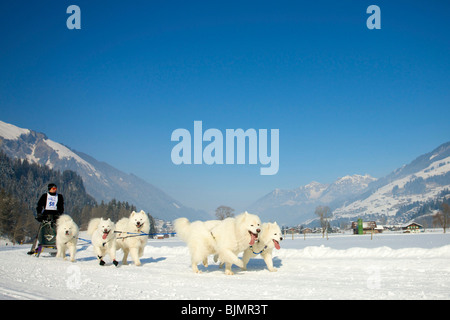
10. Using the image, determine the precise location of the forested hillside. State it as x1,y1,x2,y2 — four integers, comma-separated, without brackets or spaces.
0,152,155,243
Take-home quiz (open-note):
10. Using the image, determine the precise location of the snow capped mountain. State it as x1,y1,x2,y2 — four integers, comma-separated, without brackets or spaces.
0,120,208,221
333,142,450,224
247,174,377,225
320,174,377,204
249,142,450,226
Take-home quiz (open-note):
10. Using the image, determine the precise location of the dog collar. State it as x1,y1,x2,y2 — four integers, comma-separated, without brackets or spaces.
249,245,267,255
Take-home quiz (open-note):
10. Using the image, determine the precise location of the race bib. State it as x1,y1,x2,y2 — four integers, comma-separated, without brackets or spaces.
45,193,58,211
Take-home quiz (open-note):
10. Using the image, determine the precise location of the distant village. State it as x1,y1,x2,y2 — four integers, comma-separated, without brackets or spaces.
151,218,430,241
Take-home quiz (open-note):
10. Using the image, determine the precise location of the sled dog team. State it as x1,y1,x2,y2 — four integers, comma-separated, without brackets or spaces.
53,210,282,274
54,210,150,266
174,211,283,274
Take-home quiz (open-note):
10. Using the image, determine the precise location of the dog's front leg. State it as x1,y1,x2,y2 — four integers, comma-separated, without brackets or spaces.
224,262,235,275
56,244,64,259
241,249,252,270
122,248,129,265
129,247,141,266
108,243,118,266
262,252,276,272
69,244,76,262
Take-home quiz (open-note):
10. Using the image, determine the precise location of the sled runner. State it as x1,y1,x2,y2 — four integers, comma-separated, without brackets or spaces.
27,220,57,257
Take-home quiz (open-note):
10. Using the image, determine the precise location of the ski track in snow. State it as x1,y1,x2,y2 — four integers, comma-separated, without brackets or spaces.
1,232,450,300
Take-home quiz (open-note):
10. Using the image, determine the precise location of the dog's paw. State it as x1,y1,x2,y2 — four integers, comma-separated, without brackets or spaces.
225,269,235,275
113,260,119,267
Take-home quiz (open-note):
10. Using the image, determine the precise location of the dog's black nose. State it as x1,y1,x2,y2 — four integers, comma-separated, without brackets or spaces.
256,228,261,233
280,237,283,241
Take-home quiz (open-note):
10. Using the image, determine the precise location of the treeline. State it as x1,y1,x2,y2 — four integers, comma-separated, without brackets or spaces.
0,151,96,215
0,151,155,243
392,173,450,196
0,189,36,244
73,199,156,235
396,188,450,218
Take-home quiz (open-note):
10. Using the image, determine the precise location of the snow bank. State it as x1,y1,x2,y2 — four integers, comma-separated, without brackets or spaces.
290,244,450,259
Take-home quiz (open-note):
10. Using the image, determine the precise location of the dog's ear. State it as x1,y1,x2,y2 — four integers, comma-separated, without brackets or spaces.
131,211,135,217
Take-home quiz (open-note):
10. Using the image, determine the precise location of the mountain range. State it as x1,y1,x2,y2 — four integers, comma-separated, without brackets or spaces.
1,119,449,226
247,174,378,225
332,141,450,225
248,142,450,226
0,120,209,222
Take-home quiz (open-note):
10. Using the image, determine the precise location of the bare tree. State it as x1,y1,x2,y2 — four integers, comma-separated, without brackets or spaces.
433,203,450,233
315,206,332,239
215,205,235,220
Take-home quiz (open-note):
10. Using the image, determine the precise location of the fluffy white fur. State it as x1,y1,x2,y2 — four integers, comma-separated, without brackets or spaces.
174,211,261,275
242,222,282,272
174,218,220,273
115,210,150,266
56,214,79,262
87,217,118,266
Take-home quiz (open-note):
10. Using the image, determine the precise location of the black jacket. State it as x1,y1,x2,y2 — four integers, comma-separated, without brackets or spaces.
36,193,64,222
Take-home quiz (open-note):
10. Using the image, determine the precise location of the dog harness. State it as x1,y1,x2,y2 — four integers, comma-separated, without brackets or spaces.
249,244,268,255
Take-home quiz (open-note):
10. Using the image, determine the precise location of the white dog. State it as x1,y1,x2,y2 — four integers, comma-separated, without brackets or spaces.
87,217,118,267
115,210,150,266
56,214,79,262
174,218,220,273
175,211,261,275
241,222,283,272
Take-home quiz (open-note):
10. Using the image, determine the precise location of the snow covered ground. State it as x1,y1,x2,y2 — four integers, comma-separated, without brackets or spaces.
0,230,449,300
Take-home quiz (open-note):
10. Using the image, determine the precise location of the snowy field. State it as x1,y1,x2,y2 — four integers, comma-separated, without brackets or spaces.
0,230,449,300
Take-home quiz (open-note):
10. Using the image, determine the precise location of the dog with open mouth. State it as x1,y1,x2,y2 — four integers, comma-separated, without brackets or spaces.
115,210,150,266
56,214,79,262
87,217,118,266
210,211,262,275
175,211,262,275
241,222,283,272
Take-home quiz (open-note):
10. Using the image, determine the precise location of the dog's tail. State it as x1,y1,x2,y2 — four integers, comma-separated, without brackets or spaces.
87,218,101,236
174,217,191,242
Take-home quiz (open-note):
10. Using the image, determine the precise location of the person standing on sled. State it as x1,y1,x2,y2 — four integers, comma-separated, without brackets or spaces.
35,184,64,250
28,183,65,255
36,183,64,222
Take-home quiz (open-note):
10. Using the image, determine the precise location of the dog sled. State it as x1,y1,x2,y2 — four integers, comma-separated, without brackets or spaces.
27,220,57,257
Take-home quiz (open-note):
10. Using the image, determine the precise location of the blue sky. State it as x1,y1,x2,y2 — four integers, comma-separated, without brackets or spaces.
1,1,449,214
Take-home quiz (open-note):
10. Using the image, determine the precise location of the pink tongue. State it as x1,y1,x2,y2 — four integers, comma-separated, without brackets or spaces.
273,240,280,250
249,233,256,245
102,233,108,240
